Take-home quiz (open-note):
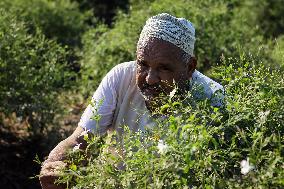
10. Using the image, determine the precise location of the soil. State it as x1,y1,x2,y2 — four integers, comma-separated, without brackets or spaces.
0,124,42,189
0,103,83,189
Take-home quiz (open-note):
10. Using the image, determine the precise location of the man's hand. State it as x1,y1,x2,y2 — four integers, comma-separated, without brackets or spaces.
39,126,87,189
39,161,67,189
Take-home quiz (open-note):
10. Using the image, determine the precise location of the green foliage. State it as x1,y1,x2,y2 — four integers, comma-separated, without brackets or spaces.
0,10,74,134
72,0,129,25
255,0,284,38
59,55,284,188
79,0,150,93
0,0,91,47
271,35,284,68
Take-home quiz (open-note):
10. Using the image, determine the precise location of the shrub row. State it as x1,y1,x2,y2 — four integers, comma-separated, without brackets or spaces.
0,10,74,134
0,0,91,47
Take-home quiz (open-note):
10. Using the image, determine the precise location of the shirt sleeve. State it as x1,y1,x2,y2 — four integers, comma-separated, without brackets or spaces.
210,87,225,107
78,67,119,135
191,70,225,107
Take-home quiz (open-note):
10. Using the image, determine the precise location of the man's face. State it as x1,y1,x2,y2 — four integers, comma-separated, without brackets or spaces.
136,38,196,108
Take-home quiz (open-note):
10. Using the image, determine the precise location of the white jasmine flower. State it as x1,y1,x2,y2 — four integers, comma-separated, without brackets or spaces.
169,88,177,99
258,110,270,124
73,143,82,152
240,157,254,175
157,140,169,154
80,129,90,137
191,145,197,153
182,132,189,140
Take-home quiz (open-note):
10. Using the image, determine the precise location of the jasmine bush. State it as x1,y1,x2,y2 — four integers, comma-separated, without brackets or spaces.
271,35,284,67
0,0,91,47
72,0,129,25
0,10,74,134
58,55,284,188
254,0,284,39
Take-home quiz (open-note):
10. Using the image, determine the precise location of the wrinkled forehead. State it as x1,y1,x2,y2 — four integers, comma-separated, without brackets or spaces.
136,37,185,60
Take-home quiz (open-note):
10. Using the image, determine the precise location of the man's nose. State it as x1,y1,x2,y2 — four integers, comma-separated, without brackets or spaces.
146,69,160,85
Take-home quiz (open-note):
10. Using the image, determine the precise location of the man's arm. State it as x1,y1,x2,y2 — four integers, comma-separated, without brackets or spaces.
39,63,124,188
39,126,88,189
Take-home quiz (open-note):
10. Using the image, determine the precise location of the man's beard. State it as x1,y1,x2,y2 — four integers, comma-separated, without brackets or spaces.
138,80,192,113
139,83,172,113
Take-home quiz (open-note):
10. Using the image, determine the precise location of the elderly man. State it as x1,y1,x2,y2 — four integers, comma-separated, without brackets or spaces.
39,13,224,189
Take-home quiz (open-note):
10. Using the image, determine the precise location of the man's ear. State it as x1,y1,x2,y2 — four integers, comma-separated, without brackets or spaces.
187,56,197,77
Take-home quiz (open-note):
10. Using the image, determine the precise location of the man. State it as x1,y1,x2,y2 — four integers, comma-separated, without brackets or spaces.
39,13,224,189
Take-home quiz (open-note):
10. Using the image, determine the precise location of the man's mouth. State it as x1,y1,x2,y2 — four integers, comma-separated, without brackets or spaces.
140,83,163,96
142,87,161,96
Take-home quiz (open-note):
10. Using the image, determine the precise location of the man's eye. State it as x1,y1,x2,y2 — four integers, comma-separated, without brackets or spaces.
160,66,171,72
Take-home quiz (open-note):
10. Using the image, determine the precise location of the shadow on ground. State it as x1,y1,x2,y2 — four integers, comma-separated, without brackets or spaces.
0,105,82,189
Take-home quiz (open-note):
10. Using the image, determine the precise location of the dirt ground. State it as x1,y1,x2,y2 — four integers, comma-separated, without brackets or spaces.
0,104,83,189
0,125,42,189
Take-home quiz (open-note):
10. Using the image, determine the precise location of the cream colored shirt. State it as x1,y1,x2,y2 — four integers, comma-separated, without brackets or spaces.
79,61,224,135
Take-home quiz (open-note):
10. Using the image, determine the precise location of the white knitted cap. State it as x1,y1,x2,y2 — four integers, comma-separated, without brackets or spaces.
138,13,196,56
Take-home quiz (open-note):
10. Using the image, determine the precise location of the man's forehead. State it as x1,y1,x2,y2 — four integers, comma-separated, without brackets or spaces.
137,38,185,60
